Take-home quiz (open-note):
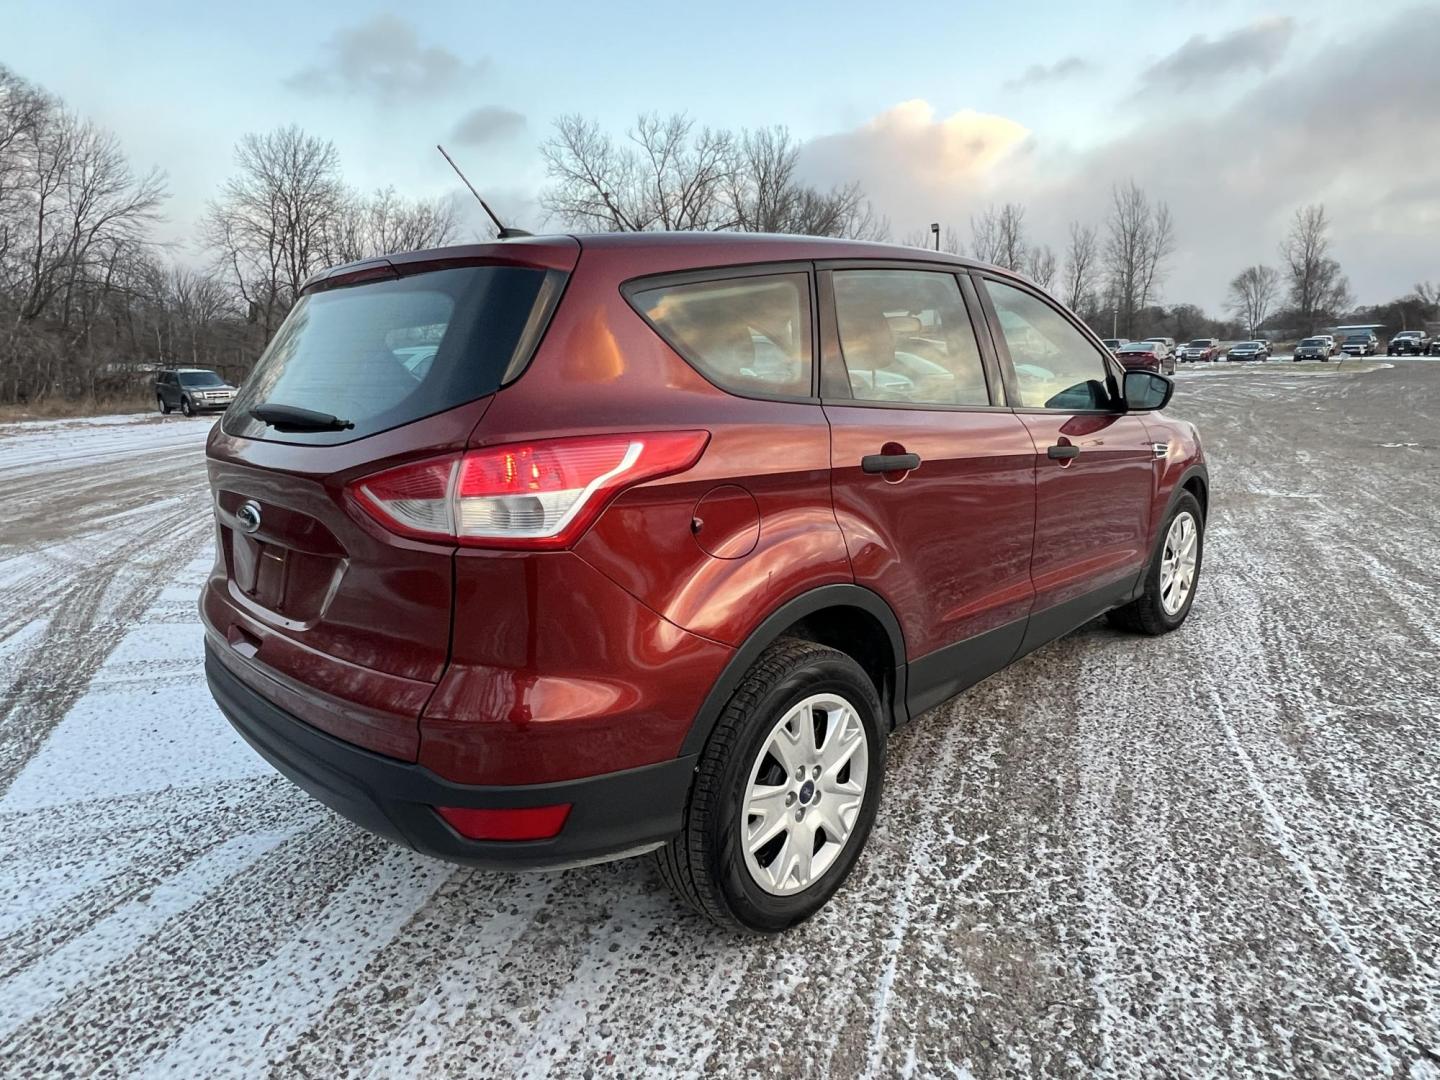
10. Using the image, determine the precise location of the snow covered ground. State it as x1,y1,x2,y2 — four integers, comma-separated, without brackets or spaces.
1,366,1439,1078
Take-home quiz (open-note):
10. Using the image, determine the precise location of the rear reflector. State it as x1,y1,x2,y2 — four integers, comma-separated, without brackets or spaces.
350,430,709,550
435,803,572,841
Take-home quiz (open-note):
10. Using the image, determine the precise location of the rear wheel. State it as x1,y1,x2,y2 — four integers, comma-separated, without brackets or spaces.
158,396,171,414
1109,492,1203,635
657,638,885,933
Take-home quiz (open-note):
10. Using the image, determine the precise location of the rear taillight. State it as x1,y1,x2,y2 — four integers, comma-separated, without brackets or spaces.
349,430,709,549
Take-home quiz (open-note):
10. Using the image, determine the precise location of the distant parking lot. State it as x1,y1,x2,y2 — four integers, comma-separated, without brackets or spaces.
1,361,1438,1077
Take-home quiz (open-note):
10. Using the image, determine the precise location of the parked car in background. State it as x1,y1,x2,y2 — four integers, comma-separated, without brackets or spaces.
1116,340,1177,375
1179,338,1220,363
1101,338,1129,353
1341,331,1379,357
1141,336,1177,359
1225,340,1271,361
155,368,237,415
1431,338,1440,356
1387,330,1431,356
1293,337,1334,361
202,232,1208,932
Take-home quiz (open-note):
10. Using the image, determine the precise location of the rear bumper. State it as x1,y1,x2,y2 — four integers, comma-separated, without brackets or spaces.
206,643,696,870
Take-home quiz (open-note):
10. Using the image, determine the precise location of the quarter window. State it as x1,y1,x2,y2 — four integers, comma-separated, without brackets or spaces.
630,273,812,398
831,270,990,406
984,279,1114,410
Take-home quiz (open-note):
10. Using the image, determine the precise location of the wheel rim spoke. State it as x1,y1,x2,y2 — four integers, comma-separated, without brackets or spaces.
744,784,791,852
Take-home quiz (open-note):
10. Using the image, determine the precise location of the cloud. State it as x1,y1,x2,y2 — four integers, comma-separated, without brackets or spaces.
1139,17,1296,93
285,15,488,101
452,105,527,146
799,100,1030,203
1003,56,1092,91
794,8,1440,310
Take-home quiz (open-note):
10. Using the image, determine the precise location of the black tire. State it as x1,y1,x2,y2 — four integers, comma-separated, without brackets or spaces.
181,396,194,417
158,396,171,415
656,638,886,934
1109,491,1204,636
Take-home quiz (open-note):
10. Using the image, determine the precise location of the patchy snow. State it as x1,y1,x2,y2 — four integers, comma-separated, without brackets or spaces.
1,371,1439,1077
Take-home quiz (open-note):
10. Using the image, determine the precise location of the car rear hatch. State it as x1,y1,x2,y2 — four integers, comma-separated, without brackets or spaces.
203,239,578,760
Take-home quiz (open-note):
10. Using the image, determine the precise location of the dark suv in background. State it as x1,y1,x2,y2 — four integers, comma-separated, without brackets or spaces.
1387,330,1430,356
156,367,237,416
1341,331,1379,357
203,233,1207,932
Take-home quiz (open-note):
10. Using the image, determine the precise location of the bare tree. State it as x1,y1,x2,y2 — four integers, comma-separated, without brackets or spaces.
1026,244,1057,290
1062,221,1098,312
0,66,169,402
203,126,344,339
1104,181,1175,338
326,186,461,264
996,204,1027,272
1410,280,1438,317
1279,204,1352,334
1226,264,1280,336
0,67,52,274
729,127,886,239
970,206,1001,264
542,115,885,240
541,112,737,232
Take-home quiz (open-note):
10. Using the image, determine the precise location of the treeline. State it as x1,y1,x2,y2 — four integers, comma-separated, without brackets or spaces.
0,66,458,405
3,67,1437,407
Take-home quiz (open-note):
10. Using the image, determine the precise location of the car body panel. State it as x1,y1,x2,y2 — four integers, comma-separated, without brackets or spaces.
825,404,1038,658
1016,411,1158,612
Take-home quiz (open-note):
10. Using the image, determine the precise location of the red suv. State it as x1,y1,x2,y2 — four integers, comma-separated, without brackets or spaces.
203,233,1207,932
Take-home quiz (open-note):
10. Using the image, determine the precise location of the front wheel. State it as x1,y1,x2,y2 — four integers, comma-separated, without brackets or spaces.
181,396,195,417
657,638,886,933
1109,492,1203,635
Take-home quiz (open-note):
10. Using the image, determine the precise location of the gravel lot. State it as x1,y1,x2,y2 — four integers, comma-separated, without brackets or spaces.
1,360,1438,1078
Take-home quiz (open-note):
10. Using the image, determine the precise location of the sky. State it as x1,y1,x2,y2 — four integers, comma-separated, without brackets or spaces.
5,0,1438,311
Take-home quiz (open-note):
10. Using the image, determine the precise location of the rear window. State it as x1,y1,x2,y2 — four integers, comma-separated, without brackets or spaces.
628,273,812,399
224,266,564,444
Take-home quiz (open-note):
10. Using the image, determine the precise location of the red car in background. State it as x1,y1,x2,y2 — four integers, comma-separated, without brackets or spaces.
203,232,1208,932
1179,338,1220,362
1116,340,1177,376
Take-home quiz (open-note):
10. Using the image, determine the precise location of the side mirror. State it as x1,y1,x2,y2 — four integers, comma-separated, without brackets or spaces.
1123,370,1174,411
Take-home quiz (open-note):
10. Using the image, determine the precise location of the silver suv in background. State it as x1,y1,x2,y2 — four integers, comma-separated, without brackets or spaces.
155,368,237,416
1293,337,1334,361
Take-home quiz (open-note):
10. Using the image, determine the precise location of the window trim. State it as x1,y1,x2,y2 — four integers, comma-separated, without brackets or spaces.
815,262,1006,413
972,271,1124,414
620,261,821,404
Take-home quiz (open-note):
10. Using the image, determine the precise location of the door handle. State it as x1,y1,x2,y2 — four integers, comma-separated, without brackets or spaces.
1047,444,1080,460
862,452,921,474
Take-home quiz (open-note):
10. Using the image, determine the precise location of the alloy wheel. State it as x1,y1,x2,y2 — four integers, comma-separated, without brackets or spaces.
1159,510,1199,615
741,693,870,896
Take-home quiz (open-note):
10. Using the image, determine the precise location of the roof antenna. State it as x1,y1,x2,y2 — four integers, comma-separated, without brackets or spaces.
436,144,531,239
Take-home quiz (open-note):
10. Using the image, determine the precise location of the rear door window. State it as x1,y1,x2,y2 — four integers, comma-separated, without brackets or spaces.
628,273,812,399
984,279,1115,410
831,270,991,406
225,266,564,445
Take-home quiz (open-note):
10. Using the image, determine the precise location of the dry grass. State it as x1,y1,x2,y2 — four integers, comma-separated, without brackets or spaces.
0,394,156,423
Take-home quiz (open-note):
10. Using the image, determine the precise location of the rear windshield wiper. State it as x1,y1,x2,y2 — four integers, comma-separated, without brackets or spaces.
250,403,355,432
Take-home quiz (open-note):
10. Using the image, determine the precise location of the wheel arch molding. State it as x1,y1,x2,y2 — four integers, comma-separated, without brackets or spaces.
678,584,909,758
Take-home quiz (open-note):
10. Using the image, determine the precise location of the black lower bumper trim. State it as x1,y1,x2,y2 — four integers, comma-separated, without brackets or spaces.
206,644,696,870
